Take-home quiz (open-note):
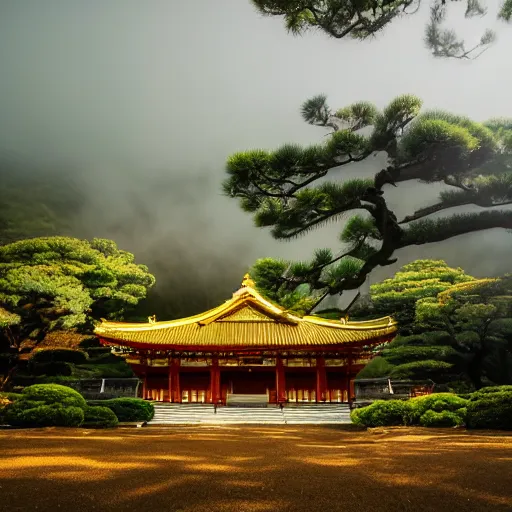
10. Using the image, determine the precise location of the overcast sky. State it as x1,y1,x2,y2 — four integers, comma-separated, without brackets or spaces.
1,0,511,313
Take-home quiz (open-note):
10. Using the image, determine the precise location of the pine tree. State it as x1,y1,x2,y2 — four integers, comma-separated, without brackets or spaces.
252,0,512,59
223,94,512,312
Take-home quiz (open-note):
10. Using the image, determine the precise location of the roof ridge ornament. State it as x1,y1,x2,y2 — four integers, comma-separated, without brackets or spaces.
241,273,255,288
148,315,157,324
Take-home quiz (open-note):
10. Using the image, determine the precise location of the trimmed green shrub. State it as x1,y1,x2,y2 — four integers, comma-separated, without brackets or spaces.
382,346,459,365
31,349,87,364
422,331,453,345
469,386,512,399
390,360,453,379
88,398,154,422
444,381,475,395
419,410,464,427
466,393,512,430
350,400,410,427
28,361,73,376
55,405,85,427
407,393,468,424
21,384,86,408
356,356,395,379
5,403,84,427
74,362,134,378
0,392,22,402
86,352,121,364
83,406,118,428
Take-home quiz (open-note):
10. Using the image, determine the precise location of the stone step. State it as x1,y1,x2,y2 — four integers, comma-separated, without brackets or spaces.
226,394,269,407
148,403,352,425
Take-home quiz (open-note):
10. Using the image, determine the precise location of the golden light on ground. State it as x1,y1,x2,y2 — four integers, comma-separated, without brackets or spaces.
0,426,511,512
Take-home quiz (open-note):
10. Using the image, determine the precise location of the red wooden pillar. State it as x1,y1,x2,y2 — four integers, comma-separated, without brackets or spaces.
142,374,147,400
171,358,181,403
316,356,327,402
167,364,173,403
210,357,221,404
346,355,353,405
276,357,287,404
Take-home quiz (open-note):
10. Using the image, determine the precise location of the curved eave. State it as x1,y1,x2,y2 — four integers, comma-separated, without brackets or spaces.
303,315,397,330
99,332,396,352
96,322,398,349
94,283,398,349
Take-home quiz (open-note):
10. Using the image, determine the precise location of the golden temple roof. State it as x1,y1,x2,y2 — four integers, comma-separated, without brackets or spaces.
95,275,397,349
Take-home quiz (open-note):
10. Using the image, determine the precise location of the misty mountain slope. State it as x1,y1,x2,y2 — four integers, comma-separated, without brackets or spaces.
0,158,85,245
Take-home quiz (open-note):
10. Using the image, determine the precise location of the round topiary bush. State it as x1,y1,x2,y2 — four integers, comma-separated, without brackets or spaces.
5,403,84,428
407,393,468,425
21,384,86,408
419,410,464,428
350,400,410,427
466,393,512,430
88,398,154,422
83,406,118,428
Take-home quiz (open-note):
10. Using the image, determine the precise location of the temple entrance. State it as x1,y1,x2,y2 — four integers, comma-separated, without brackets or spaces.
180,371,209,403
223,370,275,395
286,370,317,403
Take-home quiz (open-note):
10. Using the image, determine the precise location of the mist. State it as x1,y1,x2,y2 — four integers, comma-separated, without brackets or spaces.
1,0,512,317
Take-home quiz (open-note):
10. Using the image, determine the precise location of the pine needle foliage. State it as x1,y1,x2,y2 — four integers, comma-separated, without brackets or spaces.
225,93,512,313
251,0,511,59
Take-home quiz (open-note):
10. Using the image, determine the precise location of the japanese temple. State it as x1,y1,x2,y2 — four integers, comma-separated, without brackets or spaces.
94,274,397,405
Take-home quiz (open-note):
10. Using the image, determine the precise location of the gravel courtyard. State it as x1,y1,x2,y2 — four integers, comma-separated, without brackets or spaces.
0,426,510,512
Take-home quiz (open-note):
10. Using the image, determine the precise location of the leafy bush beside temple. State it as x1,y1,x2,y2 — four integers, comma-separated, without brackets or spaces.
351,387,512,430
1,383,151,428
82,405,119,428
87,397,155,422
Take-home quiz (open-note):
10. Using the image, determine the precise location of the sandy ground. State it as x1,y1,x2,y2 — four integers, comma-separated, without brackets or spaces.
0,426,511,512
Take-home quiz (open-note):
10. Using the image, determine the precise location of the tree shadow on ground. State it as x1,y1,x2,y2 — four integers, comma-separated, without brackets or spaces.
0,426,510,512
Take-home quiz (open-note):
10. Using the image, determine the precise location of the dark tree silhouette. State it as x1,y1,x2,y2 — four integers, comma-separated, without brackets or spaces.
252,0,511,59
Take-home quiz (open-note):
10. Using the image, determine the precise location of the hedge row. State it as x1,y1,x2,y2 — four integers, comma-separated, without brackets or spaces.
1,384,150,428
88,398,154,422
83,406,118,428
351,387,512,430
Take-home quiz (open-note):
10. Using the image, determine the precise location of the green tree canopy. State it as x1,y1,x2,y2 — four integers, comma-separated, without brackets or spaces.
370,259,475,323
224,93,512,313
360,272,512,388
250,257,317,315
415,276,512,387
0,237,155,349
252,0,512,59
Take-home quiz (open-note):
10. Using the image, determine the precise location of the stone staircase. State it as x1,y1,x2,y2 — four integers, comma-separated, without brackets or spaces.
148,402,352,426
283,403,351,424
150,404,215,425
225,393,269,407
212,406,283,424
